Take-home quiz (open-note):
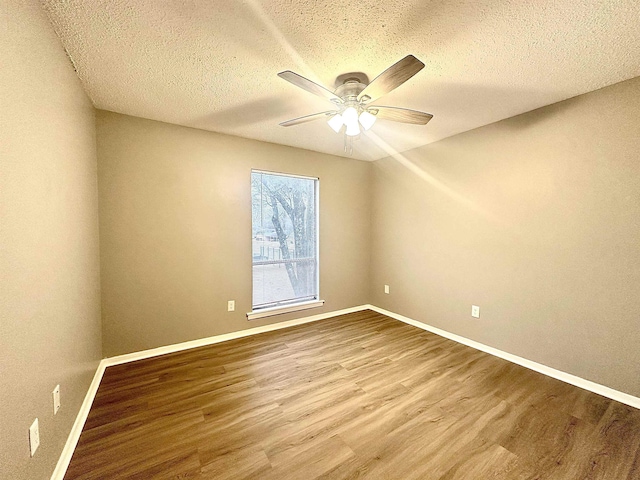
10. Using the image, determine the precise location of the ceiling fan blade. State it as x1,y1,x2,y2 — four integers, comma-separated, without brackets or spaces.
358,55,425,103
369,106,433,125
278,71,341,103
279,111,336,127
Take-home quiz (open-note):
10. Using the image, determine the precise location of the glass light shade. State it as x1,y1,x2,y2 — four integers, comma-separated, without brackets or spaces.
342,107,360,136
327,114,344,133
342,107,358,126
345,122,360,136
359,110,377,130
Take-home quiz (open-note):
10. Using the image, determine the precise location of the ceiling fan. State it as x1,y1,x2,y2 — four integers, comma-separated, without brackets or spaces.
278,55,433,153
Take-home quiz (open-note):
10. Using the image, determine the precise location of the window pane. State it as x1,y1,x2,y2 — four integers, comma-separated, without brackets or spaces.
251,171,318,309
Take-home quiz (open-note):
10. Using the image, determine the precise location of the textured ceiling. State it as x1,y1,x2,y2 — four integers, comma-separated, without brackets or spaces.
42,0,640,161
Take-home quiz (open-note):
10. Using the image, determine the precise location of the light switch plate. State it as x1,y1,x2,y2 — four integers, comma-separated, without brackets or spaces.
384,285,390,294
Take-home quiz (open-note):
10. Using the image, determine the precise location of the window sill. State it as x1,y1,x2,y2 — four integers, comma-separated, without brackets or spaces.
247,300,325,320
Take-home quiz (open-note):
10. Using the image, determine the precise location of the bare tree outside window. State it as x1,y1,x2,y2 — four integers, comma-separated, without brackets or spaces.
251,171,318,309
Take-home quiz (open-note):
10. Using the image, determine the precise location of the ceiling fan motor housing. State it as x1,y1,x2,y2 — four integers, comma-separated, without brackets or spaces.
335,79,369,113
335,78,367,98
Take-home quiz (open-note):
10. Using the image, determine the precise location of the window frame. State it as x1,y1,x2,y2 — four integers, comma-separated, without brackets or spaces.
247,169,323,320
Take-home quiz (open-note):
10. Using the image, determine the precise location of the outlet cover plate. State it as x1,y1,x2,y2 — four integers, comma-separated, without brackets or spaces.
53,385,61,415
227,300,235,312
471,305,480,318
29,418,40,456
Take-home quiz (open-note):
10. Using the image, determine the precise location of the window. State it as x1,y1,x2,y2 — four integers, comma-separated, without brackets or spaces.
249,170,322,318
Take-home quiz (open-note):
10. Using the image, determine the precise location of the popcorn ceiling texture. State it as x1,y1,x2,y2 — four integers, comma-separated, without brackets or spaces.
42,0,640,160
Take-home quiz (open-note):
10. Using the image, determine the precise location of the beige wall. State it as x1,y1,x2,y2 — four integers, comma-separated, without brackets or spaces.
97,111,371,357
2,3,638,478
3,8,637,478
0,2,102,479
371,76,640,396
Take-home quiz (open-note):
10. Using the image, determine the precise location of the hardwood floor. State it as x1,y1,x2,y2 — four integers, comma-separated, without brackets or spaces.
64,310,640,479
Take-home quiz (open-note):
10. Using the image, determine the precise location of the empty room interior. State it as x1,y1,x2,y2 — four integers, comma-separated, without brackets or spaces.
2,1,640,479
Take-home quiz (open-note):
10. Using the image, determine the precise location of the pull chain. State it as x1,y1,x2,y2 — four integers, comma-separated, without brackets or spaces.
343,134,353,156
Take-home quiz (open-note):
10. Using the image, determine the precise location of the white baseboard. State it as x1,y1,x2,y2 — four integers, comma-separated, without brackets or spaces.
368,304,640,410
52,302,640,479
104,304,369,367
50,358,107,480
50,304,369,480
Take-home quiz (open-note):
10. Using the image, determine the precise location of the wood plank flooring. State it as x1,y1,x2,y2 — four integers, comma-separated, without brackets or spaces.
64,310,640,479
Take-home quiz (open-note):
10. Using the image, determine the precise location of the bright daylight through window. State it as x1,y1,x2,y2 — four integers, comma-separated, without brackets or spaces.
251,171,319,315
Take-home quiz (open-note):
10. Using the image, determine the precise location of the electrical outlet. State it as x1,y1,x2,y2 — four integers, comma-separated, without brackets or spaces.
472,305,480,318
53,385,60,415
29,418,40,457
227,300,235,312
384,285,390,294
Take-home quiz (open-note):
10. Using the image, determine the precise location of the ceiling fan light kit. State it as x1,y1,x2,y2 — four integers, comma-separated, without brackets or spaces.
278,55,433,155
